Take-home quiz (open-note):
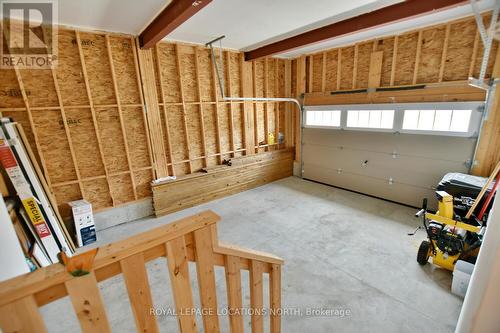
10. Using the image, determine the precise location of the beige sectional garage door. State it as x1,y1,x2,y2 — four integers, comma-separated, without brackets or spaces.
302,103,483,209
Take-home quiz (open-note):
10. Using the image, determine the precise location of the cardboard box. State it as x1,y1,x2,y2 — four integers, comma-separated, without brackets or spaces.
68,200,96,247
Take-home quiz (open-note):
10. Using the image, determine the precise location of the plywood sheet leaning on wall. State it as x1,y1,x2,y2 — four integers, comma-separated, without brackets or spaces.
0,27,152,216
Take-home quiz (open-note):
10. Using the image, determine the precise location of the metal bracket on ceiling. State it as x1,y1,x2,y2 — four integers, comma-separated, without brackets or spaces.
468,0,500,89
205,35,226,96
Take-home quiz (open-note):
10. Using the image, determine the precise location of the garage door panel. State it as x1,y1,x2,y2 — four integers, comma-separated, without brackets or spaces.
303,163,436,209
303,129,476,208
304,143,469,188
306,158,440,191
304,128,475,162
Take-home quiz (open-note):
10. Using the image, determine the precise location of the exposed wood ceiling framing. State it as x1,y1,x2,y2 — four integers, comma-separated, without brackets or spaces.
244,0,469,60
139,0,213,49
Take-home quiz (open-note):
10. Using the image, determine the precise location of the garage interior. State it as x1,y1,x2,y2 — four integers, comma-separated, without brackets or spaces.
1,0,500,332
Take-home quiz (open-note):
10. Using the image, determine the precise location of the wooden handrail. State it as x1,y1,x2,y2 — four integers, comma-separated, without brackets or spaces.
0,210,284,333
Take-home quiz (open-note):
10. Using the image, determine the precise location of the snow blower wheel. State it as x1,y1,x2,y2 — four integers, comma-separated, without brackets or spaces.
417,240,430,265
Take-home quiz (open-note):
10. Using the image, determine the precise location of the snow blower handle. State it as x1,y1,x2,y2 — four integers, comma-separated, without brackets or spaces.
415,198,428,218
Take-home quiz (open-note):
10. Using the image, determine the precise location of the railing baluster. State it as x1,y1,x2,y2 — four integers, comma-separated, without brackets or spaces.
225,255,244,333
250,260,264,333
120,253,159,333
166,236,198,333
270,264,282,333
65,272,112,333
194,227,220,333
0,295,47,333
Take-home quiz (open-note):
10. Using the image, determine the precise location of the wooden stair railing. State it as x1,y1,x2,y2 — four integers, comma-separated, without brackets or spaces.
0,210,284,333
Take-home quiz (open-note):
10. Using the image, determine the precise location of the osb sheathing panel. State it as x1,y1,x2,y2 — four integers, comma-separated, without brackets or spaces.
134,169,153,199
180,52,198,102
324,51,338,91
445,20,476,81
19,69,58,107
203,104,219,167
196,49,214,102
56,30,88,106
82,178,112,211
254,60,265,97
355,42,372,89
218,103,232,154
379,38,395,86
109,37,141,105
270,104,277,136
122,107,151,169
340,46,354,90
166,105,189,154
268,59,277,97
109,174,135,205
312,54,323,92
228,53,241,96
0,68,25,107
185,104,203,159
32,110,76,182
303,14,496,92
278,60,286,97
95,107,129,173
80,32,116,105
232,103,244,153
394,32,418,86
65,108,105,178
417,27,445,83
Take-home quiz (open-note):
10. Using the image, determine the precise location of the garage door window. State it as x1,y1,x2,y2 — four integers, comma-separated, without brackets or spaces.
402,109,472,132
346,110,394,129
306,110,341,127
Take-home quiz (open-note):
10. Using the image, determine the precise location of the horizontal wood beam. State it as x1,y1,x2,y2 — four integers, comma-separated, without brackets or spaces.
139,0,212,49
244,0,468,60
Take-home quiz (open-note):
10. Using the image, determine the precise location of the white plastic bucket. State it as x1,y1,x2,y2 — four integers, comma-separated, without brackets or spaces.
452,260,475,298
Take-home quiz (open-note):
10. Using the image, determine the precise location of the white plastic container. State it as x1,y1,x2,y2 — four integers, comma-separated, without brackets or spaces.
452,260,475,298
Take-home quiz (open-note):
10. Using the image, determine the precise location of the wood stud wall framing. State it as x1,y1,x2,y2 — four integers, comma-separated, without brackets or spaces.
304,15,498,93
0,24,291,213
1,27,155,215
151,42,291,177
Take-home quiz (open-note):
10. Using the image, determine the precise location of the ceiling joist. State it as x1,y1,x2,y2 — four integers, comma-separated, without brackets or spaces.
244,0,469,61
139,0,212,49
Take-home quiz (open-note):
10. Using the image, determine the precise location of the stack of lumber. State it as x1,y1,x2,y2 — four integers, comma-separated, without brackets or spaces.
152,149,294,216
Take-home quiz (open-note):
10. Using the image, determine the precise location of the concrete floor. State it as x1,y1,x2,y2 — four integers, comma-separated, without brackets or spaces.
41,176,463,332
